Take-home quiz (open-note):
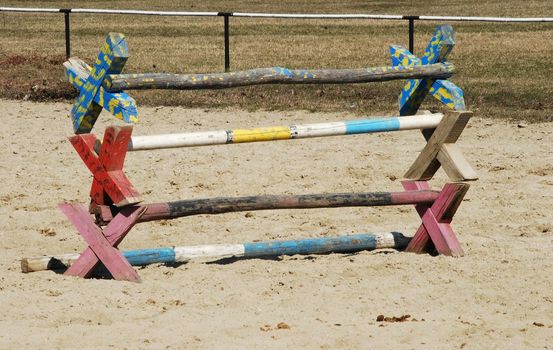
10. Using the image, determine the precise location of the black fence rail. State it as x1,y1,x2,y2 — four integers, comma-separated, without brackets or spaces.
1,7,553,72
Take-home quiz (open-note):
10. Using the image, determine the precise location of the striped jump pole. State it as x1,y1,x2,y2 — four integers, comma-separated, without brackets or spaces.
122,113,444,151
21,232,410,273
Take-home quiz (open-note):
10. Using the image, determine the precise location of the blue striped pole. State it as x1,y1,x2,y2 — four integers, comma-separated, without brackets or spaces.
21,232,410,273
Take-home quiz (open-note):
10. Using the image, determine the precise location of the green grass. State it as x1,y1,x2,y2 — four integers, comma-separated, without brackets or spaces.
1,1,552,121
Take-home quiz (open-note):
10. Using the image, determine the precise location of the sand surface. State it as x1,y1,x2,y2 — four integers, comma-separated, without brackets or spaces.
0,99,552,349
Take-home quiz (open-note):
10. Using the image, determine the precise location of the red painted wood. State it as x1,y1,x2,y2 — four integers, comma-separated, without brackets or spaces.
420,208,461,256
69,134,106,207
106,170,141,206
89,133,110,209
89,181,109,209
401,181,433,253
93,126,140,206
402,181,466,256
429,183,466,222
80,133,99,151
69,128,141,207
389,190,440,204
116,202,171,223
98,126,133,171
420,183,465,256
60,203,146,282
69,134,100,174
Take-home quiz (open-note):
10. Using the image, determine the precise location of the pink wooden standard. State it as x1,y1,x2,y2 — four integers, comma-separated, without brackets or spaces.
60,203,146,282
401,180,468,257
70,125,142,208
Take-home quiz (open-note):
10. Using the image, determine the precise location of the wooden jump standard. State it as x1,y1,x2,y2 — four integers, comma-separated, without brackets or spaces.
22,24,477,282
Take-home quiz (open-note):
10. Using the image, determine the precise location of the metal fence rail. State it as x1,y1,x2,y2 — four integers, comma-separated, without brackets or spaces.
2,7,552,71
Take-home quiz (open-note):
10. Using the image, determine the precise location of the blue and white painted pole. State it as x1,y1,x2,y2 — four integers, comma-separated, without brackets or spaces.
21,232,410,273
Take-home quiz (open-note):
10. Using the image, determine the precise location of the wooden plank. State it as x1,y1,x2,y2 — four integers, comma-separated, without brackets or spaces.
91,126,141,207
391,25,466,116
390,45,419,67
420,207,462,256
103,63,455,91
438,143,479,181
98,126,133,171
400,181,434,254
399,25,455,115
429,79,466,112
419,183,467,256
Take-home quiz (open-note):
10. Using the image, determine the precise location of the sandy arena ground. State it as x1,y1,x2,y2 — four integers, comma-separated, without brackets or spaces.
0,99,552,349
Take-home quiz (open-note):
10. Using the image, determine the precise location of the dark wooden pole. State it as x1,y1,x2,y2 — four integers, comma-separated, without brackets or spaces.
95,190,441,224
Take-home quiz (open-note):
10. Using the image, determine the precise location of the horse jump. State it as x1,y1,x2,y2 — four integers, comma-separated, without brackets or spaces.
22,24,477,282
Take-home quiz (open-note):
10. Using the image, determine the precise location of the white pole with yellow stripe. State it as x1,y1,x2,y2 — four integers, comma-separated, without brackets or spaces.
125,113,443,151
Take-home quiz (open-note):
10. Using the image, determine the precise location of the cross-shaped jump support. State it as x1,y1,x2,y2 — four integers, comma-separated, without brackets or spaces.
403,180,469,257
405,111,478,181
60,203,146,282
390,25,465,116
67,33,138,134
69,125,142,208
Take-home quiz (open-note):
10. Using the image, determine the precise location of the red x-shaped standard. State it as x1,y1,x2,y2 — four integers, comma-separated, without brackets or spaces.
69,125,141,208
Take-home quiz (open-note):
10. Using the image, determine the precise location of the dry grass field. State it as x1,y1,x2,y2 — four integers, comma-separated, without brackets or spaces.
1,0,552,120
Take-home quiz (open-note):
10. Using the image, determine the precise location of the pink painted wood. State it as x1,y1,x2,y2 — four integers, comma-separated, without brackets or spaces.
421,209,462,255
60,203,146,282
402,181,433,253
402,180,468,257
69,126,141,207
